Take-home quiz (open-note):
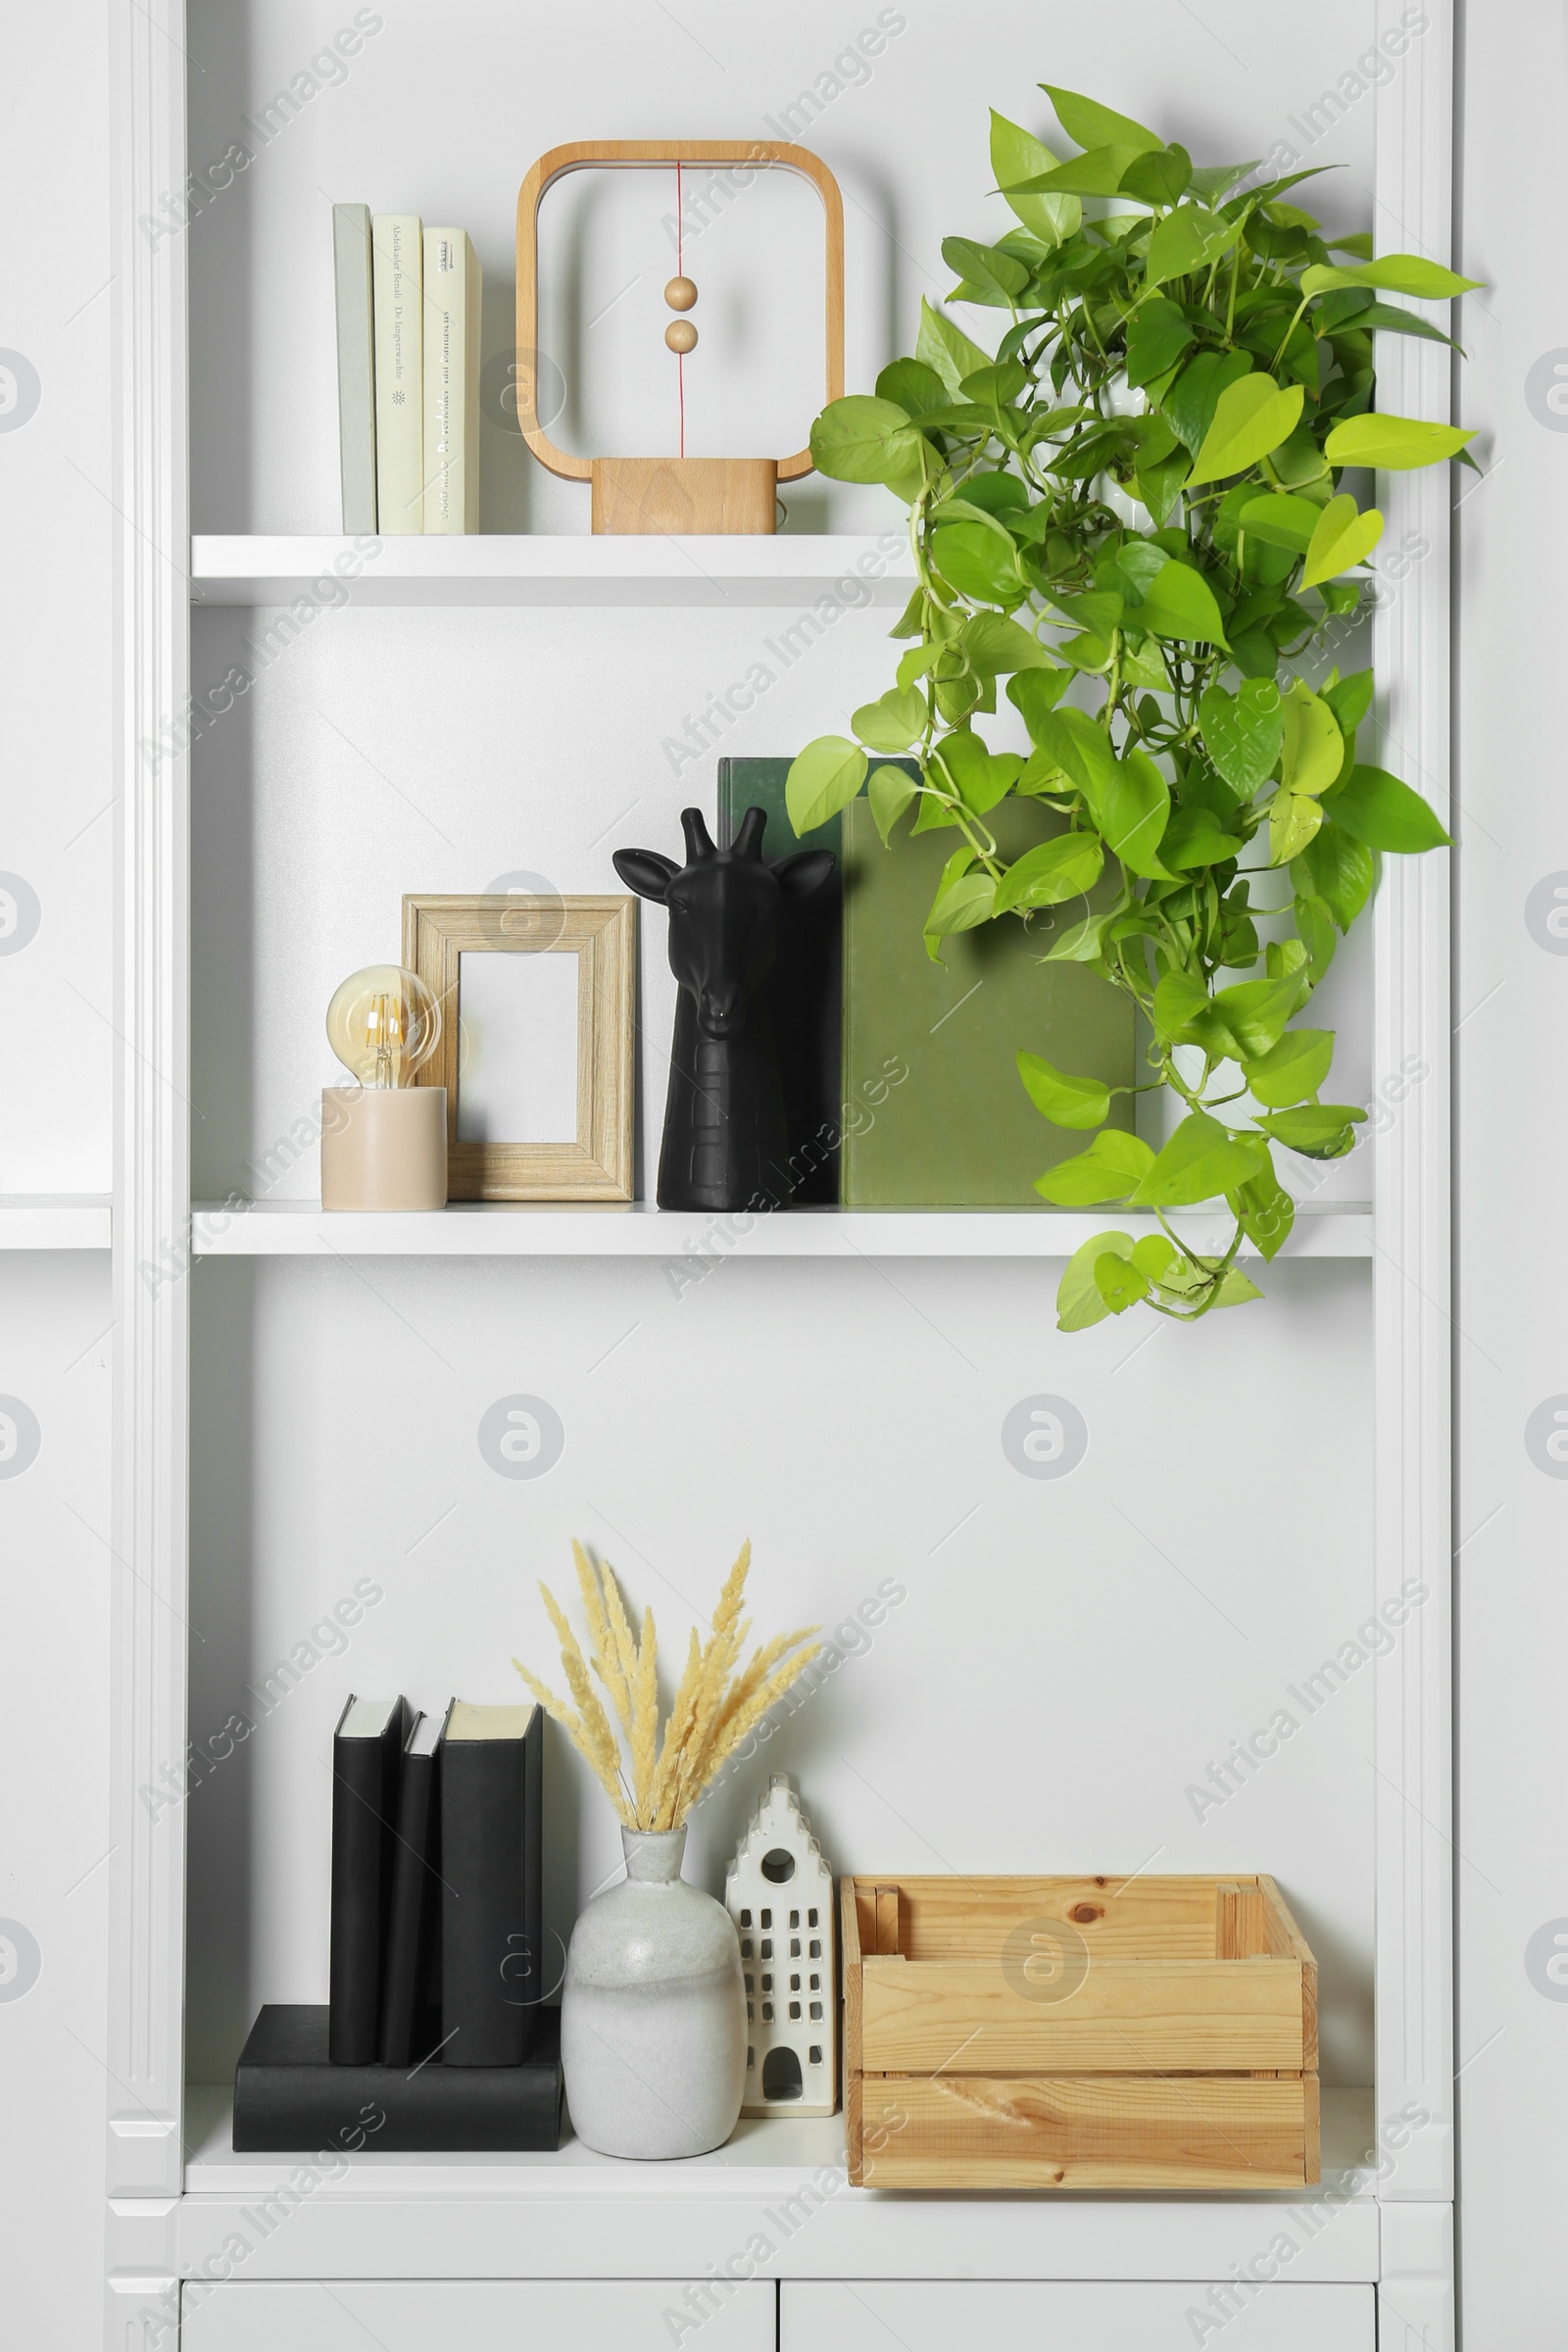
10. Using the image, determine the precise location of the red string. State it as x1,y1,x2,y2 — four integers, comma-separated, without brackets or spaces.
675,159,686,459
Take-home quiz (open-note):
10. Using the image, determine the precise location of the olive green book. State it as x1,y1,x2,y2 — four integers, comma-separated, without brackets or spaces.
840,796,1135,1208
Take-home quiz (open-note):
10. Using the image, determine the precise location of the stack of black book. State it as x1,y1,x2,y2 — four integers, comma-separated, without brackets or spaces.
233,1696,563,2152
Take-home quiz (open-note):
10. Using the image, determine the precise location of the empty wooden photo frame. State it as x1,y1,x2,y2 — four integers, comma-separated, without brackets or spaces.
402,894,636,1200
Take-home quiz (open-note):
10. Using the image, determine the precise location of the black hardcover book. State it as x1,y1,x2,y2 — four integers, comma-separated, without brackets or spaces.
716,758,844,1204
440,1700,544,2066
378,1709,443,2067
233,2003,563,2152
328,1694,409,2066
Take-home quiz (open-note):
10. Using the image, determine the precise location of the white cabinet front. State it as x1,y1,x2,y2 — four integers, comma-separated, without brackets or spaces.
182,2277,775,2350
781,2278,1374,2351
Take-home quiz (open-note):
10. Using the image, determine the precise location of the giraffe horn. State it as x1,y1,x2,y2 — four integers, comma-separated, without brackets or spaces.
681,808,716,861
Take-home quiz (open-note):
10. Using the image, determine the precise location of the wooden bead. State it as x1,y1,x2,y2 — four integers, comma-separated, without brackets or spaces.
664,274,698,312
664,318,698,355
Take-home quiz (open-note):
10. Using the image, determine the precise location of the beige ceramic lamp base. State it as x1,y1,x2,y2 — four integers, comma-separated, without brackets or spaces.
320,1086,448,1211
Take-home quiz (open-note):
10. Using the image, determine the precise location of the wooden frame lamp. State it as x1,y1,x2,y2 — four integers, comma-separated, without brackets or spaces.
515,140,845,535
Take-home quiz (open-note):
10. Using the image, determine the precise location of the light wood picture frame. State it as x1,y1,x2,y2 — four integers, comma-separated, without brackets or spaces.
402,894,636,1201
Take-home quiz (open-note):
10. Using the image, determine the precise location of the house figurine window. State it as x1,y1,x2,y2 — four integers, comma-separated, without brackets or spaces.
724,1772,836,2116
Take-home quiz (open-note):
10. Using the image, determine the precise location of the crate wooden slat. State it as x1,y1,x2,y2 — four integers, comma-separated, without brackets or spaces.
884,1873,1225,1957
860,1954,1308,2074
858,2073,1321,2193
842,1872,1320,2192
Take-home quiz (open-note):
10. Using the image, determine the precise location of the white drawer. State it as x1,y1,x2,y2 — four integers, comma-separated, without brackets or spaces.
182,2278,775,2351
781,2279,1374,2351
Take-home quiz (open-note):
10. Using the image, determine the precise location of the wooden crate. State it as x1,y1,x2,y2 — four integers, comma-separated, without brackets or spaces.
841,1873,1319,2192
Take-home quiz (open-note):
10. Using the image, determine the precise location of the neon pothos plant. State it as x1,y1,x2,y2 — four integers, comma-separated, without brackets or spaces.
787,85,1477,1329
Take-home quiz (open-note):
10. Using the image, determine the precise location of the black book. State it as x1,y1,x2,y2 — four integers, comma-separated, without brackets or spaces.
440,1699,543,2066
233,2003,563,2152
378,1709,443,2067
716,758,844,1205
328,1694,409,2066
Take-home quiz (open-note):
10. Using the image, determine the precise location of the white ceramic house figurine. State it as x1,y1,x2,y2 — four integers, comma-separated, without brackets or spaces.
724,1773,837,2116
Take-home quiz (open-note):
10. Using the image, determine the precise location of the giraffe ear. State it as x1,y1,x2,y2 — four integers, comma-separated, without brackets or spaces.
612,848,679,903
773,850,836,900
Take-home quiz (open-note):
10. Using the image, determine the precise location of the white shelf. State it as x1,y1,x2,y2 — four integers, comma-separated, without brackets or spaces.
178,2084,1380,2280
189,1200,1373,1260
183,2093,851,2197
190,534,916,609
0,1195,111,1250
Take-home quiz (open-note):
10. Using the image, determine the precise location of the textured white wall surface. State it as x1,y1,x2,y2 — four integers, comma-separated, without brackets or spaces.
1453,0,1568,2340
0,6,116,2349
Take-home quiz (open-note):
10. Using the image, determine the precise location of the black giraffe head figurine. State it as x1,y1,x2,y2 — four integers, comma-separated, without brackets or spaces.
614,808,835,1211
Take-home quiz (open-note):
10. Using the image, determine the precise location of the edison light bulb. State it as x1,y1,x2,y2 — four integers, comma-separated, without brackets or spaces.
325,964,441,1091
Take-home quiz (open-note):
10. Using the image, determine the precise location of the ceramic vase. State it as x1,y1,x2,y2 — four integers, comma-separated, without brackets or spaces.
562,1823,747,2159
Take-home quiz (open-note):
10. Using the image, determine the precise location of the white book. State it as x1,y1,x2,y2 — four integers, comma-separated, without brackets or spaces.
420,226,481,534
371,213,422,533
331,204,376,533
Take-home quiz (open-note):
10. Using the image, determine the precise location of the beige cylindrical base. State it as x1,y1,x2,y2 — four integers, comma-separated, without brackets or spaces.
320,1086,448,1211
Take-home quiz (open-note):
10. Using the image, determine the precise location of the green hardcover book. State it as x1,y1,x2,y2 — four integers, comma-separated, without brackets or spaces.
840,795,1135,1208
715,758,843,1205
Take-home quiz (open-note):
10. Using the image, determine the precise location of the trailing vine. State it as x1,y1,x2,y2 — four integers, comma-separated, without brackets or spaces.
787,85,1476,1328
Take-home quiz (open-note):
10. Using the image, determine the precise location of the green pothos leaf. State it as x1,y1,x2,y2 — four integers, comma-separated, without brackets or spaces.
786,738,866,833
1035,1129,1155,1205
1017,1052,1110,1130
867,763,918,845
1056,1229,1132,1331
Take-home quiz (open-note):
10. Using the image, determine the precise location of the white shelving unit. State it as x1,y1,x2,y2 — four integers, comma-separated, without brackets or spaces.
190,534,915,608
189,1200,1373,1259
104,6,1456,2348
0,1196,111,1250
175,2086,1381,2278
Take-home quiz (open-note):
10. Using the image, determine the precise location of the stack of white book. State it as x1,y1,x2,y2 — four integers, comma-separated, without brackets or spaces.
332,203,482,535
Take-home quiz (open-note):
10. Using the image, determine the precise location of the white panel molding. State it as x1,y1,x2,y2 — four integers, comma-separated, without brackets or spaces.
1378,2203,1454,2352
105,2279,182,2352
105,2200,181,2352
1371,0,1455,2204
106,0,190,2236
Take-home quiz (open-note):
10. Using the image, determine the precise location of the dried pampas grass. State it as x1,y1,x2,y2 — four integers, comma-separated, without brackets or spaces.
514,1540,819,1831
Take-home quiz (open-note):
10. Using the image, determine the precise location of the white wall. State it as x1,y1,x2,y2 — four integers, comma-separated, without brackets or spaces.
0,15,115,1194
0,6,116,2349
1454,0,1568,2340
